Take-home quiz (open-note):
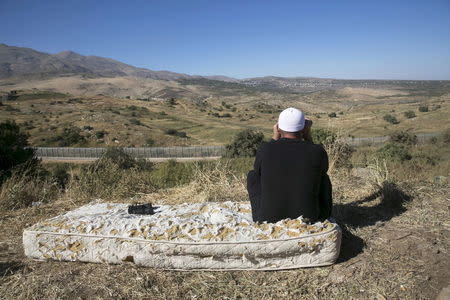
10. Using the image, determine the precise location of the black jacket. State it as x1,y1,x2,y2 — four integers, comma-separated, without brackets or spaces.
247,138,332,223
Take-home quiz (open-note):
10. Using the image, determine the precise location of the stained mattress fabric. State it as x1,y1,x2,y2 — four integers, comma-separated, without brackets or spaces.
23,201,342,270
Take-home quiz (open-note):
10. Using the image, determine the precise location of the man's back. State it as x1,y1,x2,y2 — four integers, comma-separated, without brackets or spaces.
247,138,332,223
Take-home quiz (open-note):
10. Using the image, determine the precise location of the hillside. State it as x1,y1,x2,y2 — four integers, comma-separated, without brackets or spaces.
3,44,450,102
0,44,191,80
0,87,448,148
1,44,449,146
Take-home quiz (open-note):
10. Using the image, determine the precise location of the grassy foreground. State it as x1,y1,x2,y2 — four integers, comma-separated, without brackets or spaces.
0,141,449,299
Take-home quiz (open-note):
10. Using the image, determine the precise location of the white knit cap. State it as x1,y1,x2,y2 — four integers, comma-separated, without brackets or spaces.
278,107,305,132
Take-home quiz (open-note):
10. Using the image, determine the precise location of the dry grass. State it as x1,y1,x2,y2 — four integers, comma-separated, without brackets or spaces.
0,168,60,210
0,136,449,299
64,159,156,204
0,162,448,299
143,160,247,205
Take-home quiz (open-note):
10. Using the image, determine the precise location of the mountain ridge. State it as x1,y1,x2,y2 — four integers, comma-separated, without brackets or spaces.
0,44,194,80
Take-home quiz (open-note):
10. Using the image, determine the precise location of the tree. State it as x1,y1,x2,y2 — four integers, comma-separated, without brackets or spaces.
0,121,37,182
225,129,265,157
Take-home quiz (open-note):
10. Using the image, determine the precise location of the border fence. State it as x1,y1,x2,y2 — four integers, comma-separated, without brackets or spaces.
35,145,225,159
34,132,443,160
341,132,442,146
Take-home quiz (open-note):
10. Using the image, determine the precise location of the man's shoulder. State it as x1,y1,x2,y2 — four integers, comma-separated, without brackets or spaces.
267,139,328,156
267,139,325,149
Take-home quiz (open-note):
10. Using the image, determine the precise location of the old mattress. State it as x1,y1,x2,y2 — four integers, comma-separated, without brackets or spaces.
23,201,341,270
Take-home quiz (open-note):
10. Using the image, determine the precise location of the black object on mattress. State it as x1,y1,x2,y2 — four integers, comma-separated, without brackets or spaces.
128,203,155,215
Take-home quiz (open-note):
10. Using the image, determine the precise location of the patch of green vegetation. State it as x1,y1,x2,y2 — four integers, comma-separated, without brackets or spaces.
224,129,264,157
404,110,416,118
0,120,38,182
328,112,337,118
312,128,337,145
17,91,68,100
48,126,86,146
95,130,107,139
389,131,417,145
165,129,188,138
383,114,400,124
151,159,194,188
418,105,429,112
252,102,281,114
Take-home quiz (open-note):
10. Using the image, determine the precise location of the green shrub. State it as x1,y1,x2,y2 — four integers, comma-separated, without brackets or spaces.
383,114,399,124
49,126,86,146
95,130,107,139
50,164,70,188
152,159,195,188
102,148,154,171
311,128,337,146
378,143,412,161
404,111,416,119
418,105,428,112
389,131,417,145
224,129,265,157
0,120,38,182
328,112,337,118
165,129,187,138
98,147,138,170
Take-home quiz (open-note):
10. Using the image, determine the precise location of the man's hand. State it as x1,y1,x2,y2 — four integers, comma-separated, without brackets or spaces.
272,123,281,140
303,119,313,142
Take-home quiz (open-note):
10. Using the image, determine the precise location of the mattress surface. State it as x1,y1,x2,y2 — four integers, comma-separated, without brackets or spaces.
23,201,342,270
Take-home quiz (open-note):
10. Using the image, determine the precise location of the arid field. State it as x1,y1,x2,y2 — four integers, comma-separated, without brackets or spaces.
1,82,449,147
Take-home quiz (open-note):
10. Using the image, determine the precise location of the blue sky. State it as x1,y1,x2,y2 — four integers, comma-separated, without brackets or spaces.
1,0,449,79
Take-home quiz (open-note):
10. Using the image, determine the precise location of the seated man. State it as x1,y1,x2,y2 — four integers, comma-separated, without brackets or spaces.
247,107,332,223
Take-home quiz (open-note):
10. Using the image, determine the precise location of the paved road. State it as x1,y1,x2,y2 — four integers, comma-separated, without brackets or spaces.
40,156,222,163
